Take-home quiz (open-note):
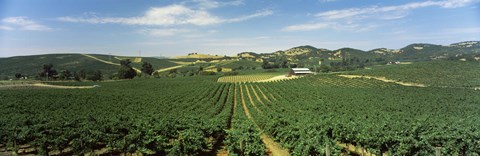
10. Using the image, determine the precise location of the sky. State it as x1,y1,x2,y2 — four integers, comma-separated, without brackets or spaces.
0,0,479,58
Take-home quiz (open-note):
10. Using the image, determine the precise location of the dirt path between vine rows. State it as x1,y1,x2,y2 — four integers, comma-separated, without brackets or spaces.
249,84,266,106
259,85,279,101
252,85,378,156
239,85,290,156
232,84,237,128
244,85,263,113
0,83,95,89
255,85,272,103
338,74,426,87
338,142,377,156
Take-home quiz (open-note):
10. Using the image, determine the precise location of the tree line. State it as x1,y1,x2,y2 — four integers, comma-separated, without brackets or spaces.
30,59,155,81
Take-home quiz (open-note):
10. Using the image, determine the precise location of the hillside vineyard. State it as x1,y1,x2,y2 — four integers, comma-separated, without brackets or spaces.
1,74,479,155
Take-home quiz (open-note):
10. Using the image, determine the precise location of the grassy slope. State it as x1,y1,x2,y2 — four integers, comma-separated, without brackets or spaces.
0,54,119,77
88,54,179,70
215,60,262,69
0,54,180,78
347,60,480,87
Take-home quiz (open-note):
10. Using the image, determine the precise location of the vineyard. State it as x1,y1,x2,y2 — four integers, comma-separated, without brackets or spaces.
218,73,298,83
347,60,480,88
1,72,480,155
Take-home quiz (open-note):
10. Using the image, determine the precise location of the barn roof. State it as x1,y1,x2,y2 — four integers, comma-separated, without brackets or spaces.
292,68,310,71
294,71,313,74
291,68,313,74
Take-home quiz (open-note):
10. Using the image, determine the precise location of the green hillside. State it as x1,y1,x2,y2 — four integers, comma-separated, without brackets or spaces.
1,41,479,80
347,60,480,88
88,54,179,70
0,54,179,79
0,54,119,79
215,60,262,69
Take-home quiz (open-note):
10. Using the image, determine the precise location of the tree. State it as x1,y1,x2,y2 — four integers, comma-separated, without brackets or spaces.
141,62,154,76
217,67,222,72
59,70,72,80
86,70,102,81
320,65,331,73
262,60,270,69
73,71,81,81
118,59,137,79
79,69,87,80
15,73,22,79
39,64,57,80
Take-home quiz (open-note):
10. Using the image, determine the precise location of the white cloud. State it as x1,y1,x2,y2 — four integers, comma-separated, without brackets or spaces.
2,16,51,31
282,22,378,32
192,0,244,9
0,25,13,30
315,0,478,20
58,5,221,26
140,28,191,36
283,0,478,32
58,4,271,26
226,9,273,23
282,23,330,31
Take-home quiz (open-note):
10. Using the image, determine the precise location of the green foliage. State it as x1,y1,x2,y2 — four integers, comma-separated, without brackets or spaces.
348,60,480,87
39,64,57,80
216,60,262,70
0,54,119,77
0,77,232,155
141,62,154,76
244,75,480,155
59,70,72,80
14,73,22,79
0,54,181,79
1,60,480,155
86,70,102,81
118,59,137,79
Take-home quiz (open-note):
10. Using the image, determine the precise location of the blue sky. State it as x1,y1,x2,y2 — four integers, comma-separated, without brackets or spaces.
0,0,479,57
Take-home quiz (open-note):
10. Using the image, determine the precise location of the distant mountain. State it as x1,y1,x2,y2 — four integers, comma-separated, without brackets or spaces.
240,41,480,62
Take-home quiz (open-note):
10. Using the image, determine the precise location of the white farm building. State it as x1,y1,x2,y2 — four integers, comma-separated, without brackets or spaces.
288,68,313,76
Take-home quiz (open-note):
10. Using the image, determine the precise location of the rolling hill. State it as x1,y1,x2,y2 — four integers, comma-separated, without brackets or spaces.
1,41,479,79
0,54,180,79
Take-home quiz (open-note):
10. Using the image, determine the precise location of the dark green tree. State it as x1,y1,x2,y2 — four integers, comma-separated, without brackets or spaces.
39,64,57,80
118,59,137,79
79,69,87,79
73,71,81,81
14,73,22,79
141,62,154,76
320,65,331,73
216,67,222,72
59,70,72,80
87,70,102,81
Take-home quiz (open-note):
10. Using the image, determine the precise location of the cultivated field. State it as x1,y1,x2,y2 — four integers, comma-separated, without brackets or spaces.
1,61,479,155
217,73,299,83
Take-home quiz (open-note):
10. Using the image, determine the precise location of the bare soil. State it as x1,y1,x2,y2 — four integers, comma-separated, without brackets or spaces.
0,83,95,89
239,85,290,156
338,75,426,87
